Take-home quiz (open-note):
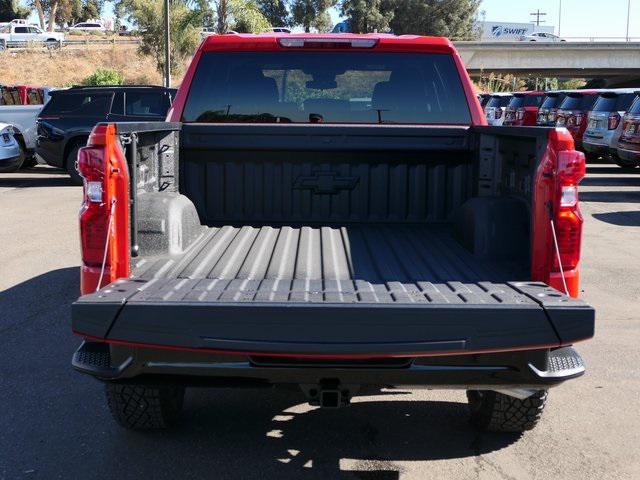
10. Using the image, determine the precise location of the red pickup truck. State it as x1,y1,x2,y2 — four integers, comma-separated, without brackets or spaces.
71,34,594,434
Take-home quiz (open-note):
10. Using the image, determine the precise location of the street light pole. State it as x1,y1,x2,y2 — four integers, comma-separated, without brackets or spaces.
163,0,171,88
626,0,631,42
558,0,562,36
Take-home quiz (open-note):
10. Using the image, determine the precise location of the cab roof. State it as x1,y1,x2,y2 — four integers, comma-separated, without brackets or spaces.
201,33,456,54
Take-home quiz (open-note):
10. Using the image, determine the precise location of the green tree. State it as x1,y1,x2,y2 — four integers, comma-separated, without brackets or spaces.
55,0,82,28
0,0,30,22
340,0,393,33
81,0,102,20
82,68,125,85
291,0,336,32
257,0,289,27
389,0,480,39
211,0,271,33
126,0,202,75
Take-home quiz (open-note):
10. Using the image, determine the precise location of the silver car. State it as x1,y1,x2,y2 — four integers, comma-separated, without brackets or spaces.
0,123,23,172
583,89,637,164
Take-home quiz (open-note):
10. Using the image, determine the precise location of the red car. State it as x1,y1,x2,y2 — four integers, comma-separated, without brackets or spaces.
556,90,602,148
503,91,546,126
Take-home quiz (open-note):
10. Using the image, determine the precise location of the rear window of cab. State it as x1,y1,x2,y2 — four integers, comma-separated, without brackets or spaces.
182,51,472,125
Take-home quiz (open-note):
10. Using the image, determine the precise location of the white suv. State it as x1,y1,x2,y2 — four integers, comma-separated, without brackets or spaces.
68,22,107,33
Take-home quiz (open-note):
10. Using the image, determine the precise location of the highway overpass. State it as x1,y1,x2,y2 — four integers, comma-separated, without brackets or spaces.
454,42,640,82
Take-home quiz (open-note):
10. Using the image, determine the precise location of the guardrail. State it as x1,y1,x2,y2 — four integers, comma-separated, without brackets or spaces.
0,37,140,51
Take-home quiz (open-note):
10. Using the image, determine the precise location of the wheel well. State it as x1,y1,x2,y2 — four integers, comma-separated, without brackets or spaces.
63,136,88,164
11,129,27,152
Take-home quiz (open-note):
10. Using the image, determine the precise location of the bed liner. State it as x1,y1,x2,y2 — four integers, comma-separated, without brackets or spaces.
72,224,594,356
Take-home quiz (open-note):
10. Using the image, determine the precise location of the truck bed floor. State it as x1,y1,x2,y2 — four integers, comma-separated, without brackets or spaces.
131,224,528,304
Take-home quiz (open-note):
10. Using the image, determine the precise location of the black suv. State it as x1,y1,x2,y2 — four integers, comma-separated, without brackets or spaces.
36,85,175,183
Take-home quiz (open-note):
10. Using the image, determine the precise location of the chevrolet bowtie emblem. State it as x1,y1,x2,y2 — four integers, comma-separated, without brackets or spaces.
293,170,360,194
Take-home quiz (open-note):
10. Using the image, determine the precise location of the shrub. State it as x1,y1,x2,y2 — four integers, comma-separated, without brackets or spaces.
82,68,125,86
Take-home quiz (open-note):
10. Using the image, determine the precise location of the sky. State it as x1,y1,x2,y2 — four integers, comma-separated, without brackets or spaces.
20,0,640,40
477,0,638,39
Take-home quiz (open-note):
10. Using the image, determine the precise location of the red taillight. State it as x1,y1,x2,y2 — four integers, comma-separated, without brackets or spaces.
532,130,585,299
565,111,583,128
78,124,130,295
553,150,585,274
608,112,621,130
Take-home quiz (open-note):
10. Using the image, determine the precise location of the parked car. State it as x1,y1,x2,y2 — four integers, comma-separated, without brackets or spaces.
71,34,593,434
583,89,638,164
0,123,23,172
0,103,44,170
67,22,107,33
0,23,63,47
519,32,566,42
537,90,569,126
37,85,175,184
478,93,492,108
484,93,512,125
503,91,546,126
556,90,602,149
616,93,640,168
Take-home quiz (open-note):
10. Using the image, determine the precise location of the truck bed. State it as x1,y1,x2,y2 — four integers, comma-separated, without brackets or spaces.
74,222,593,356
132,224,527,302
72,124,595,357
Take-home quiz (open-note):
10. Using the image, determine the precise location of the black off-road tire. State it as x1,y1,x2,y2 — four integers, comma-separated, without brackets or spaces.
66,144,84,185
466,390,548,433
105,383,185,430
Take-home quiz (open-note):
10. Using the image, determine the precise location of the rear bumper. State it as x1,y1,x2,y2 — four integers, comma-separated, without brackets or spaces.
35,142,64,168
72,340,586,389
617,145,640,162
582,139,610,154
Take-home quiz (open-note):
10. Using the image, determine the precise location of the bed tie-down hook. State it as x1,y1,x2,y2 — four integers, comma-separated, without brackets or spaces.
96,198,117,293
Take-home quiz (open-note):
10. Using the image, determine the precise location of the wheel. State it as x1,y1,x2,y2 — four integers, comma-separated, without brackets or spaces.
0,142,25,173
584,152,601,163
467,390,548,433
65,144,84,185
20,155,38,169
613,157,639,169
105,383,185,430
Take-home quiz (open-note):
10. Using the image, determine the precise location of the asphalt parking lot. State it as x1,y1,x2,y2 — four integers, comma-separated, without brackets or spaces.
1,163,639,480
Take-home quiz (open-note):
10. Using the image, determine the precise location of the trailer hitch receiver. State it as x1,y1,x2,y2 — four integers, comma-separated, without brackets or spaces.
301,381,358,408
